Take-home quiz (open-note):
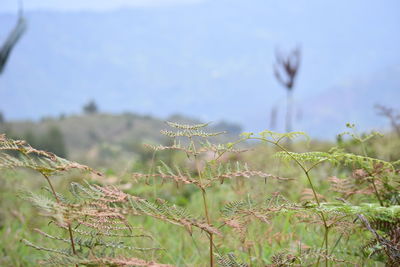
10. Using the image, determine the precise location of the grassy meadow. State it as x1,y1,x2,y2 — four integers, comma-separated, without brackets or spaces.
0,119,399,267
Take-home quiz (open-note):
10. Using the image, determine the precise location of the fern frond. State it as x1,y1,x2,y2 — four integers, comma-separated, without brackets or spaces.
144,142,191,153
0,134,56,159
297,248,353,265
128,196,221,236
329,175,375,198
339,123,383,143
0,134,101,176
34,229,159,252
268,251,297,266
267,248,353,266
144,140,246,157
275,149,395,171
42,255,175,266
132,161,203,188
257,130,309,143
199,140,248,155
64,183,221,236
166,121,210,130
207,161,293,187
214,169,292,183
221,199,254,217
222,194,299,218
22,239,71,256
135,160,290,190
19,191,63,216
160,129,225,138
221,195,298,229
216,253,248,267
310,203,400,222
329,148,394,170
58,224,151,239
76,183,221,236
274,151,331,165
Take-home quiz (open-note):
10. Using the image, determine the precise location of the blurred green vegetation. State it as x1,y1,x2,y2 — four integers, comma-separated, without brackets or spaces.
0,113,241,168
0,114,399,266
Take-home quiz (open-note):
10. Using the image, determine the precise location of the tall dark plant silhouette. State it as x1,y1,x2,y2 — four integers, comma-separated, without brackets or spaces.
0,5,27,75
273,47,301,133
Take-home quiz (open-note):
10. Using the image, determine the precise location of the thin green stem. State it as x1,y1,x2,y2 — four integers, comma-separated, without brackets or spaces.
248,245,253,267
365,170,384,207
306,159,327,173
274,141,322,207
191,137,214,267
330,217,358,256
273,143,329,266
147,151,157,198
325,228,329,267
214,138,245,162
360,143,368,157
202,190,214,267
200,181,214,266
371,179,384,207
249,137,329,267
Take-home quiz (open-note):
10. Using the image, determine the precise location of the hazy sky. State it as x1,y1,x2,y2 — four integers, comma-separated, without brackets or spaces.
1,0,205,12
1,0,399,13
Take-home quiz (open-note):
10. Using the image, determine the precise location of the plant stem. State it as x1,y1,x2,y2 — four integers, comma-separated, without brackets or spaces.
42,174,78,264
148,151,157,198
274,142,329,266
286,90,293,133
251,138,330,267
67,225,77,255
248,245,253,267
273,143,330,266
202,189,214,267
191,137,214,267
43,174,59,203
325,228,329,267
365,169,384,207
371,179,384,206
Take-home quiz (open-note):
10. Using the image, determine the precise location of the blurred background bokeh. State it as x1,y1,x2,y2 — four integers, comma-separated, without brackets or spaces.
0,0,399,163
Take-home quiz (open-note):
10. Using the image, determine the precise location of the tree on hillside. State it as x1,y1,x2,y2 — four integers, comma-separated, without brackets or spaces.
273,47,301,133
83,100,98,114
0,112,4,124
0,6,27,75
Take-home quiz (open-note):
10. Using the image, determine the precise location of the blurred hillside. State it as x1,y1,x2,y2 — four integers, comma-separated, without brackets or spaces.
0,112,241,165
